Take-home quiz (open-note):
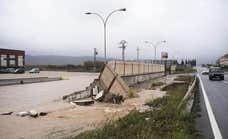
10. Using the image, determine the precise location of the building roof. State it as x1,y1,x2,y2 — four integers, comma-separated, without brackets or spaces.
0,48,25,55
221,54,228,59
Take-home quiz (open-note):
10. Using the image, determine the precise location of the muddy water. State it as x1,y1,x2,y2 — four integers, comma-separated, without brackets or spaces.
0,71,98,113
0,72,98,139
0,71,169,139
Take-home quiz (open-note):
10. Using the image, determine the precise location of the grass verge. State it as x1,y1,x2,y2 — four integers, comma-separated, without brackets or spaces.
174,66,196,74
71,76,200,139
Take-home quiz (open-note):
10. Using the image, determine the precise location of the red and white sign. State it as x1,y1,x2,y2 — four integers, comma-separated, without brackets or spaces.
161,52,168,59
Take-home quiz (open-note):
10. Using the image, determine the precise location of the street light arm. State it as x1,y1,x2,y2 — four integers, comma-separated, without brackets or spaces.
85,8,126,62
105,9,126,24
145,41,155,47
145,40,166,47
89,13,105,24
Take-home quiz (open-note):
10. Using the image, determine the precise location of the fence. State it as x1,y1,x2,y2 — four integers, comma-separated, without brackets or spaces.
108,61,165,76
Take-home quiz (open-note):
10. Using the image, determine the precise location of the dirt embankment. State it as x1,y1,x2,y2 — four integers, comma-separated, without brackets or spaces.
47,88,166,138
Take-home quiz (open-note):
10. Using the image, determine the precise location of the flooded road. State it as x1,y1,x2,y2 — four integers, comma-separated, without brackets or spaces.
0,71,167,139
0,71,98,113
0,71,98,139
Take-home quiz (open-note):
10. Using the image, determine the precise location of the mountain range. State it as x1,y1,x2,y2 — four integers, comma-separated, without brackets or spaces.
25,55,105,65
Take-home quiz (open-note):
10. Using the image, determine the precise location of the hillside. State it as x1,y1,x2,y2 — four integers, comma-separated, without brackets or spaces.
25,55,105,65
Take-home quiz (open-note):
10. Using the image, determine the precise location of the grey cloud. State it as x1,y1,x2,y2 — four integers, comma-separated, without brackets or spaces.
0,0,228,64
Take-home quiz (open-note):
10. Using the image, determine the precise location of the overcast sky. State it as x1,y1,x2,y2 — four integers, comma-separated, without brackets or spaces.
0,0,228,63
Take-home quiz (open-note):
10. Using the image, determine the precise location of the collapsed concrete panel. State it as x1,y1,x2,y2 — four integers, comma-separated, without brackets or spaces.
63,61,176,103
99,64,129,102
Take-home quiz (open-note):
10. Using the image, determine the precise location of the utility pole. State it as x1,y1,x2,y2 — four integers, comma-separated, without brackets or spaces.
93,48,98,72
119,40,127,61
119,40,127,75
136,47,140,62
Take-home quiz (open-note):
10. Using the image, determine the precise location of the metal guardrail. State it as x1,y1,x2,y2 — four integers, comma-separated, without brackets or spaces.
177,76,197,109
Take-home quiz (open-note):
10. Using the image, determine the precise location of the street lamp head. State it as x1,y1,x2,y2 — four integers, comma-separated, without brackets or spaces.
118,8,126,11
85,12,92,15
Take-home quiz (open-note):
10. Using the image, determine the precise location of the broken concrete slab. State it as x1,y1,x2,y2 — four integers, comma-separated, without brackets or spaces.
16,110,48,118
94,90,104,101
29,110,38,118
1,111,13,115
16,111,30,117
92,86,98,96
72,100,94,106
39,112,48,116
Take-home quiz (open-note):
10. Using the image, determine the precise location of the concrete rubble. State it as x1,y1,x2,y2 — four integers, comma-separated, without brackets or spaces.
16,110,48,118
16,111,30,117
1,111,13,115
72,100,94,106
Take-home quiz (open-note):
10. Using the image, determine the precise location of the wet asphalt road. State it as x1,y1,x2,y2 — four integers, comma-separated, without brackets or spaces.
198,67,228,139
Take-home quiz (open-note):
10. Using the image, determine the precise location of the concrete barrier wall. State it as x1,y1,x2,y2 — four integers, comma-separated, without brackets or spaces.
108,61,165,76
63,61,176,102
171,65,176,73
122,72,164,86
62,90,91,102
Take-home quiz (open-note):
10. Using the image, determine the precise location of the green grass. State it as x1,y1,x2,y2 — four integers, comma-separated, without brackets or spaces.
70,79,200,139
174,66,196,74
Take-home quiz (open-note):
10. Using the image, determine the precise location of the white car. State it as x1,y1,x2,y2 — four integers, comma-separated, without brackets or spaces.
29,68,40,73
201,70,209,75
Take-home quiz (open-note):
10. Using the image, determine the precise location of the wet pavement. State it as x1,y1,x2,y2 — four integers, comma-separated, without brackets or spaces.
197,67,228,139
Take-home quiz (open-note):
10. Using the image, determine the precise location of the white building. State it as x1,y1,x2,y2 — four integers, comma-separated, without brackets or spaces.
219,54,228,66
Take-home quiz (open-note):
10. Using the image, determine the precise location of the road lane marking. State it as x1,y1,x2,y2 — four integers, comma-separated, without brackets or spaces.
198,74,223,139
224,81,228,85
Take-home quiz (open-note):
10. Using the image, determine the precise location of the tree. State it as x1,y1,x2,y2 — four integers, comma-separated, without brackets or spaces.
181,59,184,65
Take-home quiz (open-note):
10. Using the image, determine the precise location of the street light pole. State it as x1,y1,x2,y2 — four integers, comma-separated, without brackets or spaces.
136,47,140,62
85,8,126,63
93,48,98,72
145,40,166,61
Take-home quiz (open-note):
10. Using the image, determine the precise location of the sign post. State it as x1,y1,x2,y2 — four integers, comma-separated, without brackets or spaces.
161,52,168,76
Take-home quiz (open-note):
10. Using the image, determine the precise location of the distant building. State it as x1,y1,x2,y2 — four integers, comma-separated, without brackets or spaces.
0,48,25,68
219,54,228,66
